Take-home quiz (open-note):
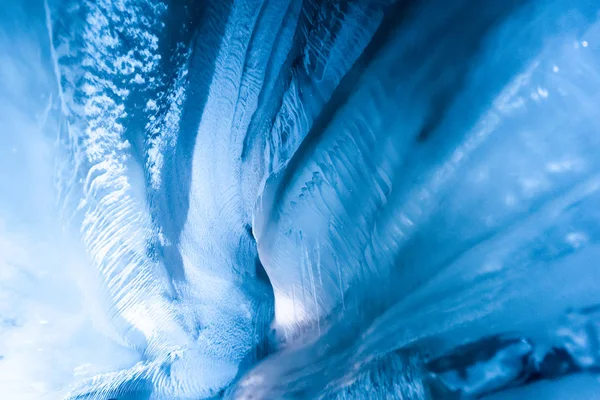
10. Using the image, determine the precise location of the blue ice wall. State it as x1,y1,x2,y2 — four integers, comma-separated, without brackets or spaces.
1,0,600,399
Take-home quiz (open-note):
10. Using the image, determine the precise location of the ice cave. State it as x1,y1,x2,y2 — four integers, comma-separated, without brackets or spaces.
1,0,600,398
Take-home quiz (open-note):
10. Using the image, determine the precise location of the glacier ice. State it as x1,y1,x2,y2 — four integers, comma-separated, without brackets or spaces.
2,0,600,399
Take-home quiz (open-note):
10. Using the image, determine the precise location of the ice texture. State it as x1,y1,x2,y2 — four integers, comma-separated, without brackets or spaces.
1,0,600,399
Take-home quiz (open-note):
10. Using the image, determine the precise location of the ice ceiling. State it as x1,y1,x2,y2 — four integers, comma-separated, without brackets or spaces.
1,0,600,399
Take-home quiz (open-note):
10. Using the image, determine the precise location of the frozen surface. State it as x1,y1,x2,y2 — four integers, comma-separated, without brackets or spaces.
1,0,600,399
483,374,600,400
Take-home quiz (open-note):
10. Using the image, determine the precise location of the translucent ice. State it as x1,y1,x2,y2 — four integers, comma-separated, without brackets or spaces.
2,0,600,399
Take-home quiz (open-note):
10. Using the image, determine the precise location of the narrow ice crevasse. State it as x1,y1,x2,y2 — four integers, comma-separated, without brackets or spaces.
3,0,600,398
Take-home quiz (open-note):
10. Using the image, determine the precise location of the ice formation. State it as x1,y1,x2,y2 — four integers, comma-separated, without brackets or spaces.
1,0,600,399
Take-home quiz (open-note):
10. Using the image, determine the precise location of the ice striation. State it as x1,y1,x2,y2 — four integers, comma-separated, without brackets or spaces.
1,0,600,399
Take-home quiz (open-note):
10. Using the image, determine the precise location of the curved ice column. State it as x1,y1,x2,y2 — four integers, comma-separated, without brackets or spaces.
154,0,289,392
255,0,528,335
243,0,393,336
245,0,600,397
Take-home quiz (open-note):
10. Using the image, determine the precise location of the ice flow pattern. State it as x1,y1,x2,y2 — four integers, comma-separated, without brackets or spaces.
2,0,600,399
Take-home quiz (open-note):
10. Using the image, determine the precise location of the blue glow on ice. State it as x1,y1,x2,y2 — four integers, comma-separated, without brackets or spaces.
1,0,600,399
